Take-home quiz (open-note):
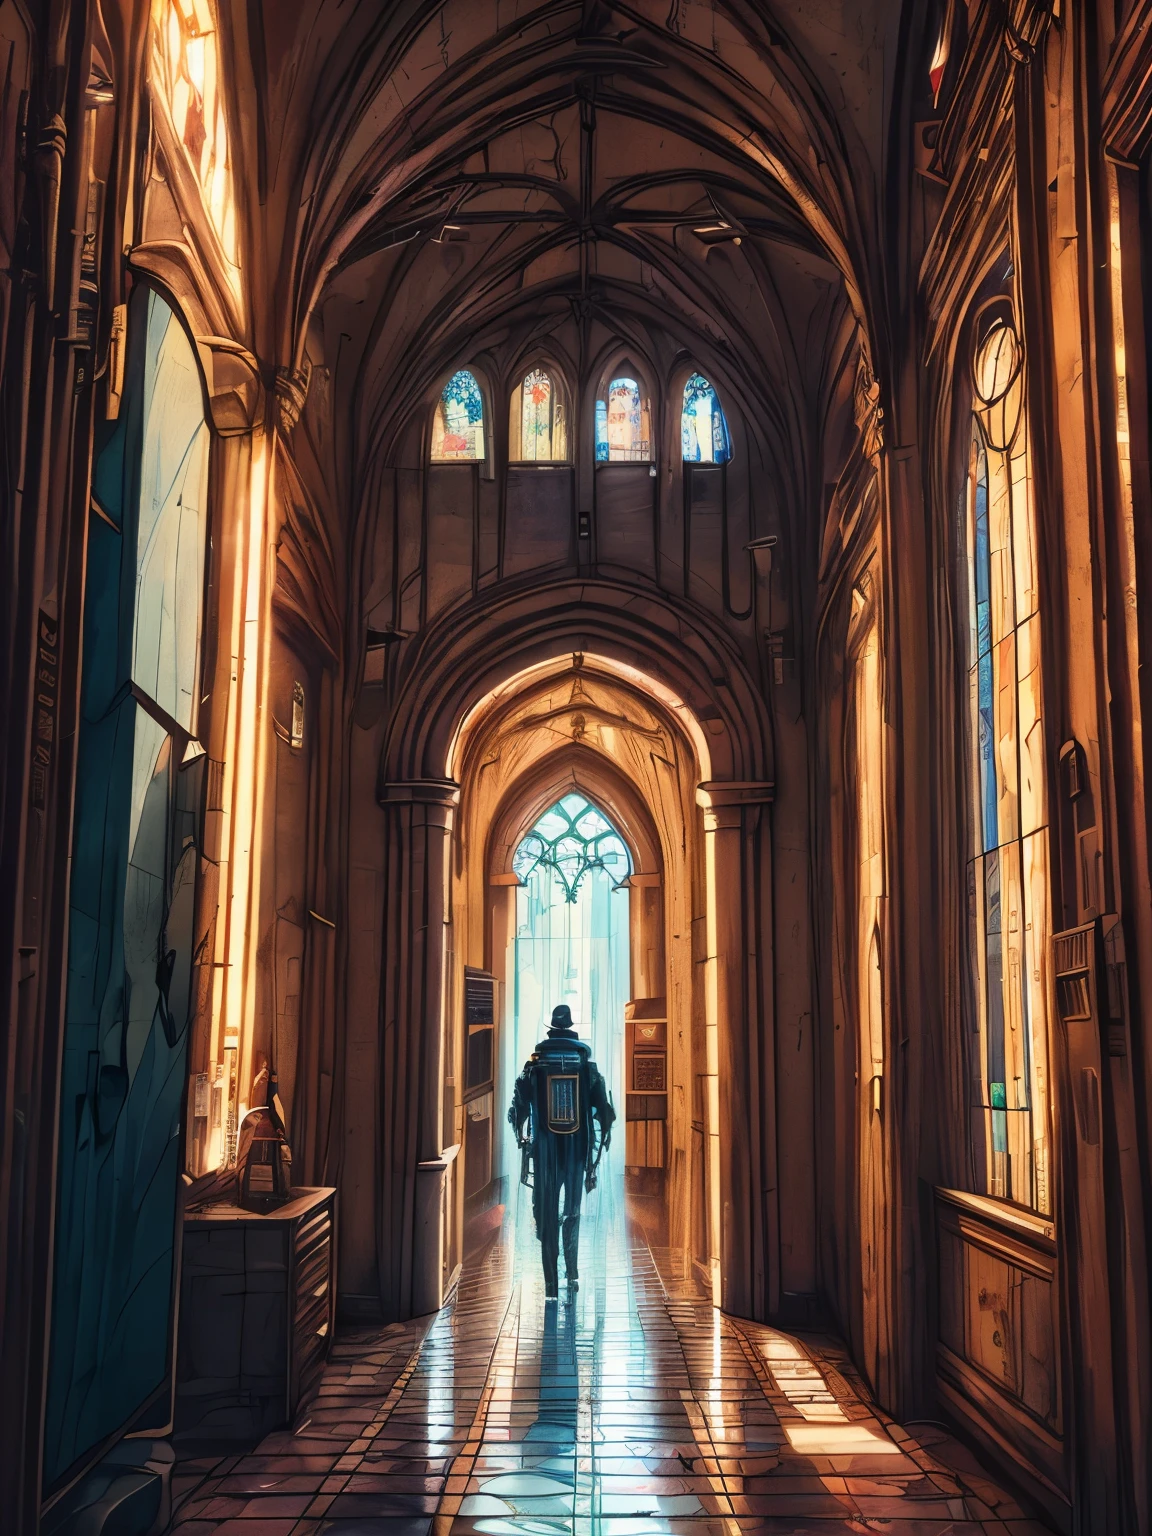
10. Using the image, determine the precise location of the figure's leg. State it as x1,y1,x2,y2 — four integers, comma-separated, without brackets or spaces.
561,1163,584,1288
540,1164,561,1297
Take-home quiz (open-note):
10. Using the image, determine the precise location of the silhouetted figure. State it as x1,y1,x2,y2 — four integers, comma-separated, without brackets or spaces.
509,1005,615,1299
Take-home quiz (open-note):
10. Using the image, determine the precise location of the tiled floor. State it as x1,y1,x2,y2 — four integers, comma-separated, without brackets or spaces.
167,1173,1054,1535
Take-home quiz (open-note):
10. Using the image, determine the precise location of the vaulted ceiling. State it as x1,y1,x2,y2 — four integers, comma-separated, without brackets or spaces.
219,0,907,531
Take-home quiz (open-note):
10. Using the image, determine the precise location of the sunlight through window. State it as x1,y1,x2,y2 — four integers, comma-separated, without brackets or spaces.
510,366,567,461
151,0,240,294
965,314,1051,1214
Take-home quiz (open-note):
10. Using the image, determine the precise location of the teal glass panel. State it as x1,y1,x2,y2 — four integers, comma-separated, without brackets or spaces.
44,287,205,1492
595,399,608,462
132,295,210,731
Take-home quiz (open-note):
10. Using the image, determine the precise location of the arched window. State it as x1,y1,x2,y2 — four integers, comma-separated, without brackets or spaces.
431,369,486,461
510,366,567,461
511,793,631,1113
595,374,652,462
513,793,631,902
151,0,239,289
964,312,1050,1214
681,372,731,463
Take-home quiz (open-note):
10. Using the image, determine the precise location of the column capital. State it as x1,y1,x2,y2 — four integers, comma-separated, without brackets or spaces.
696,780,774,810
378,778,461,808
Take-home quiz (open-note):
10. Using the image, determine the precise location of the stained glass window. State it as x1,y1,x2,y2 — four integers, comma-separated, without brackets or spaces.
511,366,566,461
511,794,630,1123
431,368,486,461
513,793,632,903
595,375,651,462
681,372,731,463
965,315,1050,1214
151,0,239,290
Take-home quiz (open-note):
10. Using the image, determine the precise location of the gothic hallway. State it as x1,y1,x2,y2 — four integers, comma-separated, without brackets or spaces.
5,3,1152,1535
161,1179,1052,1536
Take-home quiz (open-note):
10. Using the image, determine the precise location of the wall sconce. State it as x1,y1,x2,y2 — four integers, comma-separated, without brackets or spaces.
746,533,777,580
364,624,407,686
1059,738,1086,801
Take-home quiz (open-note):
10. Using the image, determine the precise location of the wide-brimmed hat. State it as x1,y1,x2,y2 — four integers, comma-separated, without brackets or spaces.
549,1004,577,1033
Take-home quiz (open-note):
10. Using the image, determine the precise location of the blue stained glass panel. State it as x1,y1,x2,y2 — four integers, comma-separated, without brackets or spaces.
432,368,485,460
681,372,731,463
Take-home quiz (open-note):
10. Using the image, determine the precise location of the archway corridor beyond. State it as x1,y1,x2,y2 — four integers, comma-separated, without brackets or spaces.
163,1175,1053,1536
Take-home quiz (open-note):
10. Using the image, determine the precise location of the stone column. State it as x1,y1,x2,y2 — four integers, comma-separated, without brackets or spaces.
626,872,664,1000
697,781,776,1320
488,874,520,1186
377,779,460,1318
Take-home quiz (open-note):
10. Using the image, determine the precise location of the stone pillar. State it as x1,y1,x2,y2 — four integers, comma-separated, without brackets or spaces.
697,781,776,1320
377,779,460,1318
626,872,664,1000
488,874,520,1186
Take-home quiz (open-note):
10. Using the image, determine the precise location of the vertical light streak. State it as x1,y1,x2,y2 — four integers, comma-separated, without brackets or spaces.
703,805,723,1307
221,432,271,1156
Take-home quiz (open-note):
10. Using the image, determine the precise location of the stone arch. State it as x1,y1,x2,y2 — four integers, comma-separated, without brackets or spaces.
381,576,774,789
377,595,778,1323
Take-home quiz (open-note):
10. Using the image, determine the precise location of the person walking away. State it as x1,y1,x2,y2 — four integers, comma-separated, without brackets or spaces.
508,1005,615,1299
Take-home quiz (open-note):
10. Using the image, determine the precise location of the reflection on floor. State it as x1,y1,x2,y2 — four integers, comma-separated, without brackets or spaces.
167,1173,1053,1534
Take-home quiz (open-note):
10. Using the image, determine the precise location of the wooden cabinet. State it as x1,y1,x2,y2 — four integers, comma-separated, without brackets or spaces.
934,1187,1066,1529
175,1187,336,1443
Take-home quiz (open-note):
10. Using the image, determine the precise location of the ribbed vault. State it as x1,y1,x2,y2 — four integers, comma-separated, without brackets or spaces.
214,0,902,576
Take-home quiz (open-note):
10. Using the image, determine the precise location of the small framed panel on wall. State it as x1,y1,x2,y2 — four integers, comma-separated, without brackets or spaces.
463,968,497,1198
464,967,496,1093
632,1019,666,1051
633,1053,666,1091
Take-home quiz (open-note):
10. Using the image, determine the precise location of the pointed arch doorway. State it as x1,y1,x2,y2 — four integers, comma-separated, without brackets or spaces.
508,792,632,1119
375,608,779,1326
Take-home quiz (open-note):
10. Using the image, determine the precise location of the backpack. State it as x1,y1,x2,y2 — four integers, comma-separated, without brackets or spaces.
533,1048,589,1136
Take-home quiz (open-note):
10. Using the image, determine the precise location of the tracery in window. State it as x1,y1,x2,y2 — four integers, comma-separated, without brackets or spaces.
431,368,486,461
965,313,1050,1214
151,0,239,288
681,372,731,464
512,794,631,904
510,366,567,461
595,375,651,462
